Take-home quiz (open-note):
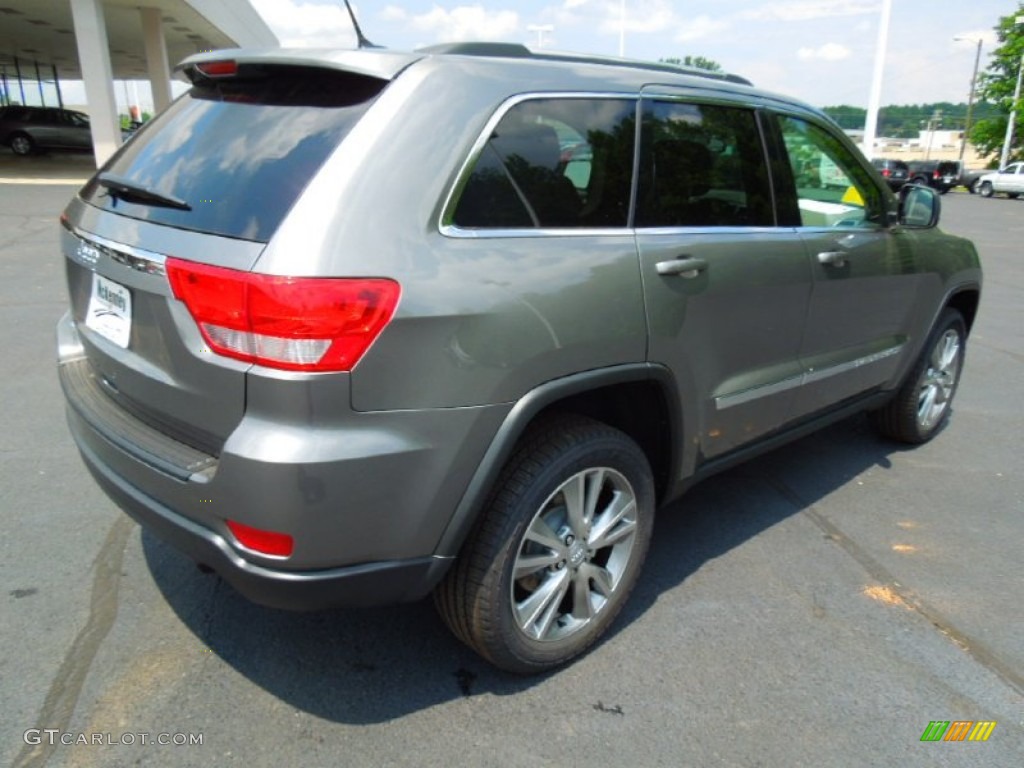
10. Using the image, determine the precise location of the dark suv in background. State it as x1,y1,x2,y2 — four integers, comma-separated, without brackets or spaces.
0,105,92,155
907,160,959,193
870,158,910,191
56,44,981,674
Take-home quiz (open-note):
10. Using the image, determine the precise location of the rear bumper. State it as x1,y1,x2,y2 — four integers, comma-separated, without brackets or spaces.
70,413,443,609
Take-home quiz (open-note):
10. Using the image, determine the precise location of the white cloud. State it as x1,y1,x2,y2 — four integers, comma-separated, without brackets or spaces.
675,15,730,43
598,0,675,35
797,42,851,61
249,0,356,47
384,5,520,42
740,1,881,23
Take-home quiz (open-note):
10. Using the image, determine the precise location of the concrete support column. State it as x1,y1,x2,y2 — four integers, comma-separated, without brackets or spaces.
70,0,122,166
141,7,172,112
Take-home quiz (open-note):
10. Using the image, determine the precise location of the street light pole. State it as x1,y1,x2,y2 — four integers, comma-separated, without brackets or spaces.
954,37,983,166
999,15,1024,169
619,0,626,57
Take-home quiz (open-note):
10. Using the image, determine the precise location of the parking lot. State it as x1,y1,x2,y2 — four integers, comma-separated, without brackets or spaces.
1,153,1022,767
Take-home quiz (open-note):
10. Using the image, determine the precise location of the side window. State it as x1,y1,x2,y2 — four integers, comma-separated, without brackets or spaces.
452,98,636,229
777,115,883,228
636,101,773,228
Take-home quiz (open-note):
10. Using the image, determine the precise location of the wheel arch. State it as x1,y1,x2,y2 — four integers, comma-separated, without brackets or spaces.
945,287,980,335
431,364,683,560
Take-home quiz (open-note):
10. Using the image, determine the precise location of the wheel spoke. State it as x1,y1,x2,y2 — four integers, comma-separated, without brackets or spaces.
589,492,636,550
561,472,588,536
516,569,570,639
583,469,605,527
514,551,563,579
523,516,563,552
581,563,614,598
571,570,594,621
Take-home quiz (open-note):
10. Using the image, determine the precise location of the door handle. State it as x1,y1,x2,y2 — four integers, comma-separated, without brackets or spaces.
656,257,707,278
817,251,848,268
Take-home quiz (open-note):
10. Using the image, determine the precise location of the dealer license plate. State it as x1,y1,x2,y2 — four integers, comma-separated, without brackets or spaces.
85,274,132,348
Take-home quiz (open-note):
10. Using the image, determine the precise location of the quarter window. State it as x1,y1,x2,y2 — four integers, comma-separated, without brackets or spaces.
635,101,773,228
452,98,636,229
777,115,883,228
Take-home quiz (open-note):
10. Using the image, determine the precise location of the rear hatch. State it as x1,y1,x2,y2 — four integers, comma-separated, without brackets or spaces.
63,53,404,454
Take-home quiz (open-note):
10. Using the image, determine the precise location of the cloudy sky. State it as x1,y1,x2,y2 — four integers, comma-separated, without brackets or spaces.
248,0,1012,107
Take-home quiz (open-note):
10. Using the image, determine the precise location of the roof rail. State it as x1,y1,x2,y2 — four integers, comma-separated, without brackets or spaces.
415,41,752,87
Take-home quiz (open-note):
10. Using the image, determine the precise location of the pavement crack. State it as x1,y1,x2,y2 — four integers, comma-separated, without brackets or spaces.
13,515,134,768
764,475,1024,698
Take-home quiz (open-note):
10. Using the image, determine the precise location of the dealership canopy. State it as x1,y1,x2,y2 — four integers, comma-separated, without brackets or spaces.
0,0,278,163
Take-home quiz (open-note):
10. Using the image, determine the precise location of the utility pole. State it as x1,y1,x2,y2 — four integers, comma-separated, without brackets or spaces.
954,37,983,167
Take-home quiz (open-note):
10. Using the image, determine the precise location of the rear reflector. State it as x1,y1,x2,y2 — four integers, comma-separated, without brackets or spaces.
166,258,400,372
227,520,294,557
195,60,238,77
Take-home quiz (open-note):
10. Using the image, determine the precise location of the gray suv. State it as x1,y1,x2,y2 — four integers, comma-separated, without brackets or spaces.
57,44,981,674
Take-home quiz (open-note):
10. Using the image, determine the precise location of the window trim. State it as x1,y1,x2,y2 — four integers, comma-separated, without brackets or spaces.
439,91,641,239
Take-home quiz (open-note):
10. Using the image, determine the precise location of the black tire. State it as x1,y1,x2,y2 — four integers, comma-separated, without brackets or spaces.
968,179,979,194
9,133,35,156
435,414,655,674
979,181,994,198
1009,193,1020,200
871,309,966,444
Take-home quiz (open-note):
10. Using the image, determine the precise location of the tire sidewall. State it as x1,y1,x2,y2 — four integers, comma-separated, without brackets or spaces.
484,431,655,671
905,310,966,442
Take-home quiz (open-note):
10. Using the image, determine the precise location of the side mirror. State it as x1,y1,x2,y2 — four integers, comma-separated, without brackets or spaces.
898,184,940,228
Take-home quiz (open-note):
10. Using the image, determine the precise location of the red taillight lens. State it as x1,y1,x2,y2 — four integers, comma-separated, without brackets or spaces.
227,520,293,557
166,258,400,372
881,169,891,177
196,60,238,77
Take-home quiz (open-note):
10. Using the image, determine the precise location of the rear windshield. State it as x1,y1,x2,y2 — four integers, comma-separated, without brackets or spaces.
80,66,386,242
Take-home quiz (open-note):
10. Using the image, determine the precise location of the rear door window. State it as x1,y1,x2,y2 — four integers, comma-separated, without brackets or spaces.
451,97,636,229
79,66,386,242
635,100,773,228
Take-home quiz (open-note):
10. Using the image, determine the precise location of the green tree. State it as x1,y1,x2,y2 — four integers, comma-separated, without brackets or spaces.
972,3,1024,162
660,56,723,73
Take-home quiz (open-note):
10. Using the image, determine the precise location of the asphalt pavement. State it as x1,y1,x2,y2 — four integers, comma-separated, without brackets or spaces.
1,152,1022,767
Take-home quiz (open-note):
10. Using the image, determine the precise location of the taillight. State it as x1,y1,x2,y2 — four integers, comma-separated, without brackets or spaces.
881,169,891,177
227,520,293,557
166,258,400,372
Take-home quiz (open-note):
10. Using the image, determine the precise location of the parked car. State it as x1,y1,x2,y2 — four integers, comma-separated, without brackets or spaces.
977,162,1024,198
0,105,92,155
56,44,981,674
870,158,910,191
906,160,959,193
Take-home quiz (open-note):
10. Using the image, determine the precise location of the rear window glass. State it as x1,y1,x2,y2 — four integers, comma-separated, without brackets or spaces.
452,97,636,229
80,66,385,242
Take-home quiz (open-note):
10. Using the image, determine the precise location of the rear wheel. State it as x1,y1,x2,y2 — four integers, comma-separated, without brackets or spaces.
435,415,655,674
1009,193,1020,200
9,133,34,156
968,179,979,194
979,181,994,198
871,309,966,444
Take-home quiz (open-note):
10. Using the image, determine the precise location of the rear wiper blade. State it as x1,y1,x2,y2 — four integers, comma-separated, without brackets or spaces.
97,172,192,211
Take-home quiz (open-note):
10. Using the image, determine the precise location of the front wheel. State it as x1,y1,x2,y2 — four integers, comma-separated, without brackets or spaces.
979,181,994,198
435,415,655,674
871,309,966,444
